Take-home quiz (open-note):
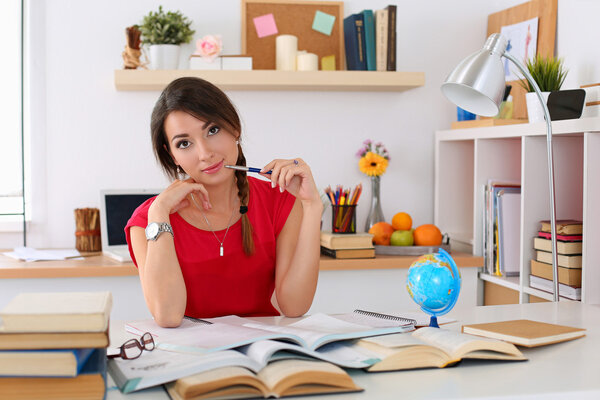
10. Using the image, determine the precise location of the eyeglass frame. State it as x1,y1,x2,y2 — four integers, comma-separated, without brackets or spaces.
108,332,155,360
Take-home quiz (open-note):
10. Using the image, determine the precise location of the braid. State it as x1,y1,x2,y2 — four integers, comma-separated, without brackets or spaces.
235,148,254,255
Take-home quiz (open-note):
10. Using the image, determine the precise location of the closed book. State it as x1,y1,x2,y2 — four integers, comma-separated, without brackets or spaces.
0,348,94,377
462,320,585,347
536,251,582,268
0,330,109,350
321,246,375,259
221,55,252,70
385,5,397,71
320,231,374,250
374,8,388,71
0,348,106,400
537,231,582,241
540,219,583,235
533,237,582,255
360,10,376,71
343,13,367,70
0,292,112,333
529,275,581,300
530,259,582,287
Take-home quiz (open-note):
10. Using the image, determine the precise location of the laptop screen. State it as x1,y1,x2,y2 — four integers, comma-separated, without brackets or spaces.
104,193,157,246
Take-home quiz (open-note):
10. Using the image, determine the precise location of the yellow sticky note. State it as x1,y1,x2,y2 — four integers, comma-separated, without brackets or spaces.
321,55,336,71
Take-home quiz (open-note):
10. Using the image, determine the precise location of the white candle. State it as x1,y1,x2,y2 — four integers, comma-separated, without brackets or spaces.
297,52,318,71
276,35,298,71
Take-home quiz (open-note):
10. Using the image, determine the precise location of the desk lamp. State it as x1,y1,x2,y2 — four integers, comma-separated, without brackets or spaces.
441,33,560,301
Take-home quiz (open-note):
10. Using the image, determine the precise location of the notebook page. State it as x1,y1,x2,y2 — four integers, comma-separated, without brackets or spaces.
413,327,504,358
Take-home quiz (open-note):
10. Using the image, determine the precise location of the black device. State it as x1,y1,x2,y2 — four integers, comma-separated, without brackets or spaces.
547,89,586,121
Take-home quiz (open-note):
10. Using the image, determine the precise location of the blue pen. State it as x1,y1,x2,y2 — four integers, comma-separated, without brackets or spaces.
225,165,272,174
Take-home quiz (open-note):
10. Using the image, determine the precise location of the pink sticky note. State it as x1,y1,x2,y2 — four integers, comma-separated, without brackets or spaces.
253,13,278,38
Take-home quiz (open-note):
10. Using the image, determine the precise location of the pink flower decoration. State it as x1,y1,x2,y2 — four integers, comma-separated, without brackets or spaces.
195,35,222,62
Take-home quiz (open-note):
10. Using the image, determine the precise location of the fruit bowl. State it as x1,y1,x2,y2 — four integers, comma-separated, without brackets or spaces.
375,244,451,256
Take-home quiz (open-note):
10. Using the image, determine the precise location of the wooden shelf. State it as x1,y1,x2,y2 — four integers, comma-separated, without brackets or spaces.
319,252,482,271
114,70,425,92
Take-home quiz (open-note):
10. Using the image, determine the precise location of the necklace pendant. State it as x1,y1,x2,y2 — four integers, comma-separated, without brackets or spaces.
220,245,224,257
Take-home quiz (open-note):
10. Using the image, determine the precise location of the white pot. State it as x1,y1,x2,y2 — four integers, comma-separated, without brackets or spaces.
149,44,180,70
525,91,550,123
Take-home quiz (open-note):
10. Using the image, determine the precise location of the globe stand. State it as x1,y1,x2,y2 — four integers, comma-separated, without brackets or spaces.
429,316,439,328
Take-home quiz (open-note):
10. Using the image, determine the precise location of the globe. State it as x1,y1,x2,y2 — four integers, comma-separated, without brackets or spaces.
406,248,461,327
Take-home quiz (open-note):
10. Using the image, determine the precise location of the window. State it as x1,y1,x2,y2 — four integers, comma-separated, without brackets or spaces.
0,0,25,231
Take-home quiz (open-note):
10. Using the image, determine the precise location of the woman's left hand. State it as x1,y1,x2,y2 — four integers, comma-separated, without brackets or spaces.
261,158,320,203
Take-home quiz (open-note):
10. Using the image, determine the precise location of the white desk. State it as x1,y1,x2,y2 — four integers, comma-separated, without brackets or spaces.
107,302,600,400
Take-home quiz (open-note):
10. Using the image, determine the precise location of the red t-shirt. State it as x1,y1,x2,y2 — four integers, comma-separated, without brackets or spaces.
125,177,296,318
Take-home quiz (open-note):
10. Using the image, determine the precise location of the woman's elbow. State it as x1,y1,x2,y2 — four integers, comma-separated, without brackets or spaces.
153,311,184,328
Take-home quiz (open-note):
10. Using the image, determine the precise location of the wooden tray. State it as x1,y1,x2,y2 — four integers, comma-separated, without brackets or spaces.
375,244,451,256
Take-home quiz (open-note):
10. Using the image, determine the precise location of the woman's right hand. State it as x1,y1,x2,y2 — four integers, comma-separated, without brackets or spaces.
148,178,211,219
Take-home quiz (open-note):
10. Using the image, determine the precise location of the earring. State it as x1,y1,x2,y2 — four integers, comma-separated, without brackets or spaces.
236,140,240,144
177,166,184,180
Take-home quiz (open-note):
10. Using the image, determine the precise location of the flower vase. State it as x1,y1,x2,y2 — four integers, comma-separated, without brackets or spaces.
364,176,385,232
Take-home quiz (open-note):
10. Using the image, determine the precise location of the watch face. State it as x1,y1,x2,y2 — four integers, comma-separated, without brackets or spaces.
146,223,159,239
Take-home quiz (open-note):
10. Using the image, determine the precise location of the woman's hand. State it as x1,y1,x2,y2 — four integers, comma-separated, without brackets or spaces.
149,178,211,219
261,158,320,204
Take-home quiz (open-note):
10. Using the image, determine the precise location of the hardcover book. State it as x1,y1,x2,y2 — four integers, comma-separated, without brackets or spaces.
533,237,582,255
320,231,374,250
540,220,583,235
343,13,367,70
385,4,397,71
374,8,388,71
360,9,376,71
530,259,582,287
0,330,109,350
529,275,581,300
320,246,375,259
0,348,94,377
536,251,582,268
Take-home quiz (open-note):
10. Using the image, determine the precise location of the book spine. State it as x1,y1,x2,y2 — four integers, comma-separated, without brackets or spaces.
386,5,397,71
375,9,388,71
343,15,360,70
320,246,338,258
361,10,376,71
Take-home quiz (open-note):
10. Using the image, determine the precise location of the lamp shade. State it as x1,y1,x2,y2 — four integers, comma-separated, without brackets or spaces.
441,34,508,117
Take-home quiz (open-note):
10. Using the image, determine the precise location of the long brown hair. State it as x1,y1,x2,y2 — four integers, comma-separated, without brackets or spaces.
151,77,254,255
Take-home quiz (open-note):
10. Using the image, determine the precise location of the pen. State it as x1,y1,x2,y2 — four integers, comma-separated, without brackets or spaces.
225,165,272,174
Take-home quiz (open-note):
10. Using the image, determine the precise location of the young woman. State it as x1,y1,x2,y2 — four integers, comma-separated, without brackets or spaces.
125,77,322,327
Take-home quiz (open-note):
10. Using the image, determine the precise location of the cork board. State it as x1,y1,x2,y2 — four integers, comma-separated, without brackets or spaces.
487,0,557,119
241,0,345,70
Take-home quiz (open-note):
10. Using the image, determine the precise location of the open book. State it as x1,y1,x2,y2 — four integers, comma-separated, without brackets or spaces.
125,312,414,354
165,359,362,400
357,327,526,371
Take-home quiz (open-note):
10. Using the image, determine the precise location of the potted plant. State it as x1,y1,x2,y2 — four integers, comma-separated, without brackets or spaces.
519,55,568,123
139,5,195,70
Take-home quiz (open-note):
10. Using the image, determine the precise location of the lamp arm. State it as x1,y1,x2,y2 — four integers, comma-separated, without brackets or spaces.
503,51,560,301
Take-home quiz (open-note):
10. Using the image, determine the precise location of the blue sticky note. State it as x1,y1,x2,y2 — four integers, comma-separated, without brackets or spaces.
312,10,336,36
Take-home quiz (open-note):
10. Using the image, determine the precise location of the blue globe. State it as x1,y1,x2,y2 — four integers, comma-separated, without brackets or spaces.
406,248,461,327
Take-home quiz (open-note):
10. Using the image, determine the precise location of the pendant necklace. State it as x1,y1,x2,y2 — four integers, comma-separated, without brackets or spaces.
190,193,237,257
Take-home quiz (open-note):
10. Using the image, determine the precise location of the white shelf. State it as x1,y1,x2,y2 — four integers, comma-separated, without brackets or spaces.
522,285,577,302
436,117,600,305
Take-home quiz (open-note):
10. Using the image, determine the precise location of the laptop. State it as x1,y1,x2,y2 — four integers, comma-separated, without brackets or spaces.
99,189,160,262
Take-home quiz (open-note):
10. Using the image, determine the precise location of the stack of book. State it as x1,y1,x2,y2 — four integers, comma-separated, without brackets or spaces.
0,292,112,399
530,220,583,300
343,6,396,71
320,231,375,259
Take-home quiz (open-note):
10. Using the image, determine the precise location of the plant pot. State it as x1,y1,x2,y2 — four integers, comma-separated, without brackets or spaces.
150,44,180,70
525,91,550,123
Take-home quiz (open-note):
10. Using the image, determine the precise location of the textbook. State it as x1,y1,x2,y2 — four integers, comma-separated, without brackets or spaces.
462,319,586,347
540,219,583,235
530,259,582,287
537,231,582,241
108,339,374,393
126,312,414,354
536,250,582,268
357,327,525,371
0,292,112,333
0,330,109,350
320,246,375,259
0,348,106,400
0,347,94,377
320,231,374,250
533,237,582,255
165,359,362,400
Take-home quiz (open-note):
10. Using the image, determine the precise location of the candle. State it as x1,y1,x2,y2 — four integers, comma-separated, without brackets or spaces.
297,52,318,71
276,35,298,71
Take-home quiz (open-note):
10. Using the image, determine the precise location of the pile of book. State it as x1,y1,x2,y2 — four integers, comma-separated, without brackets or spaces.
320,231,375,259
530,220,583,300
0,292,112,400
344,6,397,71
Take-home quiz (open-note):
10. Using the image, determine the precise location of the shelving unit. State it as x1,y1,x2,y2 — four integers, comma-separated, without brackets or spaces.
113,70,425,92
434,117,600,305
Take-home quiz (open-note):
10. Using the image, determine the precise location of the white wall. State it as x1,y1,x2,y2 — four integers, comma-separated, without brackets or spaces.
3,0,597,248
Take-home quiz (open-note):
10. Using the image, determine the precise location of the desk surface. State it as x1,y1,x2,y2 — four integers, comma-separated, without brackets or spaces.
107,302,600,400
0,252,482,279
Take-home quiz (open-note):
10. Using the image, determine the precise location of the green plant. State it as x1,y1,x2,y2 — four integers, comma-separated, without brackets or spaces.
519,55,568,92
139,6,195,45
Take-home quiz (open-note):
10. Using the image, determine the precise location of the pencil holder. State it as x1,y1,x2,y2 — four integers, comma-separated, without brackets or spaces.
74,208,102,252
331,205,356,234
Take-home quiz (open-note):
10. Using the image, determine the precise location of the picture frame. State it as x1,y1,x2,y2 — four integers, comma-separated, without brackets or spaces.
241,0,345,70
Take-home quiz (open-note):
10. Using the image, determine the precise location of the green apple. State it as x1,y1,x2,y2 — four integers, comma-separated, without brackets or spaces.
390,230,414,246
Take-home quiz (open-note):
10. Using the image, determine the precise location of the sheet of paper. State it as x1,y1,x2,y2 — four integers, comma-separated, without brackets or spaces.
312,10,336,36
3,247,82,262
253,13,278,38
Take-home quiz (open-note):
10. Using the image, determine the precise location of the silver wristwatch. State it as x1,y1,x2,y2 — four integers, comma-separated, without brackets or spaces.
145,222,174,241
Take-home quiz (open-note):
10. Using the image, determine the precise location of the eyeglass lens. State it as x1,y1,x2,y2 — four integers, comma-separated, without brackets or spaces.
121,332,155,359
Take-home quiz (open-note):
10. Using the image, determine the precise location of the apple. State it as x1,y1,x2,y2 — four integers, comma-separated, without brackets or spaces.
390,230,414,246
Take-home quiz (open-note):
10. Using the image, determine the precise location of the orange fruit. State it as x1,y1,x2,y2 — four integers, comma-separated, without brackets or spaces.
413,224,443,246
368,222,395,245
392,212,412,231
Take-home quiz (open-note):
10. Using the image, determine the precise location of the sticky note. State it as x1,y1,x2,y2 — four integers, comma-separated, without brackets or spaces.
312,10,336,36
321,55,336,71
253,13,278,38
